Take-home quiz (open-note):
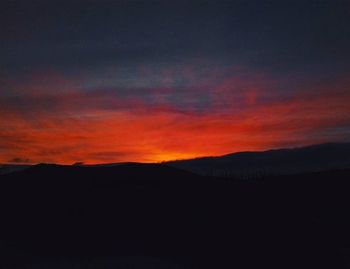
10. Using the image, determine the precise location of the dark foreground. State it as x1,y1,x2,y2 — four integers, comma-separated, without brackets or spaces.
1,164,350,268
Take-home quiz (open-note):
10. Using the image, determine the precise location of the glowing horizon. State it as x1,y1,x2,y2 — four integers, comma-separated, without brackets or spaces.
1,68,350,165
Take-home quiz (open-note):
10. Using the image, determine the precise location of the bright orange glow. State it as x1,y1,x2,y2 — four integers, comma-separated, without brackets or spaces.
1,72,350,164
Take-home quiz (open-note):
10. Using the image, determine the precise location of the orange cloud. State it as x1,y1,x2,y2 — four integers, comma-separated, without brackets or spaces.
1,71,350,164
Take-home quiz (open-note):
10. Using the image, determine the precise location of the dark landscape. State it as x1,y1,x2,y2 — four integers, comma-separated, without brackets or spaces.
1,0,350,268
1,143,350,268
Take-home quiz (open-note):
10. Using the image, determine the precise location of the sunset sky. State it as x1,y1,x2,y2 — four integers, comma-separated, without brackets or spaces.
1,0,350,164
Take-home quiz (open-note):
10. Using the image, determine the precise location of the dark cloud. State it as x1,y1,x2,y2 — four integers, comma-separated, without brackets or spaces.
8,157,31,163
1,1,350,76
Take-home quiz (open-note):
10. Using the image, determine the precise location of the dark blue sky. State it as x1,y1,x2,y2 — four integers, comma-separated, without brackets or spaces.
2,1,350,79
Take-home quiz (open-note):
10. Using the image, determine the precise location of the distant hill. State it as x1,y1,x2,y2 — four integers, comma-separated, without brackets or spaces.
165,142,350,176
2,143,350,178
0,164,31,175
0,162,201,190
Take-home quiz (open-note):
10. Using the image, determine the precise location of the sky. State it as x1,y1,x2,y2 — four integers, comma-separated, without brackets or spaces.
1,0,350,164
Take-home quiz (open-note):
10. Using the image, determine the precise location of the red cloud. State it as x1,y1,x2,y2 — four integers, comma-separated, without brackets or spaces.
1,70,350,164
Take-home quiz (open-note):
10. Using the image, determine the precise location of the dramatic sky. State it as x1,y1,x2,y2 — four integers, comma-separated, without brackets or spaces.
1,0,350,164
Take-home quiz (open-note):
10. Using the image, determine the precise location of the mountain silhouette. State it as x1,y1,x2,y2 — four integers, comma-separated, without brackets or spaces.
1,162,350,268
166,142,350,176
2,142,350,177
0,164,31,175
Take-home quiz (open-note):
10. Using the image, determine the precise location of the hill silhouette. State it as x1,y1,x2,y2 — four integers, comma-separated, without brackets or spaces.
2,142,350,177
1,163,350,268
0,164,31,175
166,142,350,176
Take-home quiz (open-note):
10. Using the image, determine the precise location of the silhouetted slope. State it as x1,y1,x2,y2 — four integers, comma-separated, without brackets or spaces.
166,142,350,176
11,162,199,183
1,164,350,268
0,164,31,175
2,142,350,177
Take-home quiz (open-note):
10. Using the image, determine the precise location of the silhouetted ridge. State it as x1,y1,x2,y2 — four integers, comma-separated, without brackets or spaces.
166,142,350,176
2,142,350,177
0,164,31,175
24,162,198,179
1,162,202,192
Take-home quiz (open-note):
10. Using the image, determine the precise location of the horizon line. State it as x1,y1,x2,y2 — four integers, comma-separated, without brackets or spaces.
2,141,349,167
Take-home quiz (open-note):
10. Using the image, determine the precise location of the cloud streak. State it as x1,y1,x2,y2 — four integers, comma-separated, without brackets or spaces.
1,68,350,164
